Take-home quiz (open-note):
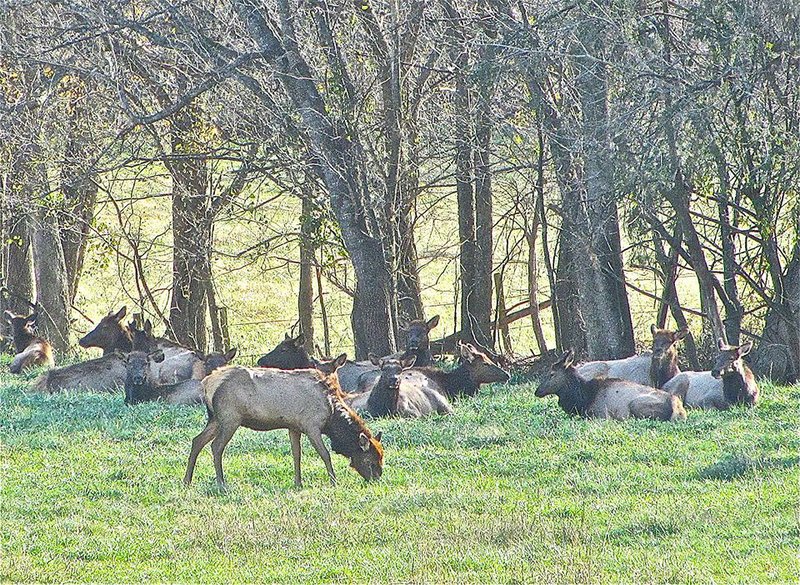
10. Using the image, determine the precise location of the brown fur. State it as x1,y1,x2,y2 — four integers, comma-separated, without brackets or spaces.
78,306,133,355
649,325,687,388
536,350,687,422
184,354,384,489
33,354,126,393
4,311,54,374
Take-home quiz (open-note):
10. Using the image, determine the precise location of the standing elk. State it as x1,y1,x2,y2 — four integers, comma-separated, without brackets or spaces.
536,350,687,422
3,311,54,374
183,354,384,489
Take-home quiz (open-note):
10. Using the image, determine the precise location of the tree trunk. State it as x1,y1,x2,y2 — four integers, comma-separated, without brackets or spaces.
473,71,494,348
59,90,98,303
569,8,635,360
167,108,209,351
1,196,34,315
298,192,316,353
235,0,396,358
31,161,71,354
752,242,800,383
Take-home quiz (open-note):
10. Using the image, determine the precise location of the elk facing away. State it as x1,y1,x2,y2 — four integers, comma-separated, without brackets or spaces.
4,311,54,374
183,354,384,489
536,350,687,422
664,340,758,409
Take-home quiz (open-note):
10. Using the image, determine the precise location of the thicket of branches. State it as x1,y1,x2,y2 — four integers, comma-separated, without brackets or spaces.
1,0,798,381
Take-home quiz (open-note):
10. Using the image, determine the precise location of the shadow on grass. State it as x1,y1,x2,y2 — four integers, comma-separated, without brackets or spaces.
697,454,800,481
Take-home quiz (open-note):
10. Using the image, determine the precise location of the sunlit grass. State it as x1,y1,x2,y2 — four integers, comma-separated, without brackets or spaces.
2,357,797,583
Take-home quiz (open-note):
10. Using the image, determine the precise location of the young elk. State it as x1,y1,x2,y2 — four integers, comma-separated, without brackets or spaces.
3,311,54,374
123,348,237,405
663,339,758,409
347,354,454,418
536,350,687,422
183,354,384,489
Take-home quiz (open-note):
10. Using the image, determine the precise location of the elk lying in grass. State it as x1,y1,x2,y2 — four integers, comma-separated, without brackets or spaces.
536,350,687,421
123,348,237,405
399,315,440,367
183,354,384,489
257,333,312,369
78,306,133,355
577,325,688,388
4,311,54,374
33,354,127,393
664,340,758,409
348,354,454,418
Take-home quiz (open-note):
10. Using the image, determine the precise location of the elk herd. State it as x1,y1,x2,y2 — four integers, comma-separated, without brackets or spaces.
3,305,760,489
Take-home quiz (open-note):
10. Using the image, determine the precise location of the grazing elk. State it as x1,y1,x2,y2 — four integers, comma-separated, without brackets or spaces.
664,340,758,409
257,333,312,369
78,306,133,355
536,350,687,422
183,354,384,489
3,311,54,374
577,325,688,388
347,354,454,418
123,348,237,405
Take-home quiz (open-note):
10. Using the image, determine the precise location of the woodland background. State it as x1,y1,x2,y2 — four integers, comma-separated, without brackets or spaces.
1,0,798,381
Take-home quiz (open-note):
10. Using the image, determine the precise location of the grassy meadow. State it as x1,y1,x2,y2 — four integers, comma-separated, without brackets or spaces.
2,355,798,583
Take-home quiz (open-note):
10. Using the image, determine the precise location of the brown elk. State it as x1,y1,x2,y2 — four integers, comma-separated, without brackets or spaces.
577,325,688,388
664,339,758,409
4,311,54,374
347,354,454,418
257,333,312,369
78,306,132,355
400,315,440,367
536,350,687,422
123,347,237,405
183,354,384,489
33,354,126,393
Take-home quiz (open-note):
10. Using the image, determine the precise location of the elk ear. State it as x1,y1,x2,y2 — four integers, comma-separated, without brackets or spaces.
358,432,371,452
650,324,657,337
3,310,15,323
459,342,473,361
114,306,128,321
26,313,37,326
717,338,726,350
374,431,383,442
426,315,440,331
144,320,153,335
285,332,292,340
674,328,689,341
333,353,347,370
294,333,305,347
401,354,417,369
224,348,238,362
149,349,165,363
368,353,381,366
556,350,574,369
738,341,753,357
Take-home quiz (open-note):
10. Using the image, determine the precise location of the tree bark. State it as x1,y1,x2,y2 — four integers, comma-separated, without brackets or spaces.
234,0,396,358
298,192,316,353
167,107,209,351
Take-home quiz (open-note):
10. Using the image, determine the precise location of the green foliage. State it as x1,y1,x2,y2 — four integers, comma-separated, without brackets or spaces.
1,365,797,583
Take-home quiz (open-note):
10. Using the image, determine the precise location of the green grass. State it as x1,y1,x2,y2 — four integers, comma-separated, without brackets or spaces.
1,360,798,583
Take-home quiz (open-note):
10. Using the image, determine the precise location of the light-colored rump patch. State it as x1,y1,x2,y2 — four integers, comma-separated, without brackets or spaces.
577,354,652,386
663,371,726,410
